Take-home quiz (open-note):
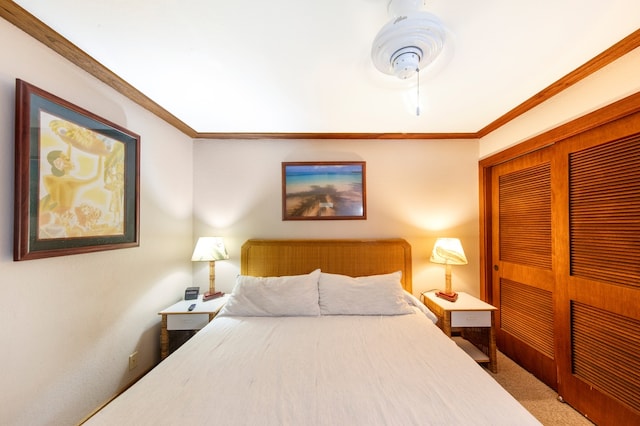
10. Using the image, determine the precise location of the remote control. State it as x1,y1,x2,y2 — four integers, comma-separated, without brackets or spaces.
188,303,196,311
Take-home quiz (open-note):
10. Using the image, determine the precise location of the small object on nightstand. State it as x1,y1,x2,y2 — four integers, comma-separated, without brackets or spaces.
436,291,458,302
188,303,196,311
184,287,199,300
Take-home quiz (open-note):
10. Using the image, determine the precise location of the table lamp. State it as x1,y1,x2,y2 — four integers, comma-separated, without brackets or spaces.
430,238,468,302
191,237,229,294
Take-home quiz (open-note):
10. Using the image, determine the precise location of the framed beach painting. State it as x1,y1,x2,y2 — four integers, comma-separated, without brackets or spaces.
13,79,140,260
282,161,366,220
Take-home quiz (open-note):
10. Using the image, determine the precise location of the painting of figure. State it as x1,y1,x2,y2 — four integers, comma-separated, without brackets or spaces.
14,79,139,260
38,113,126,239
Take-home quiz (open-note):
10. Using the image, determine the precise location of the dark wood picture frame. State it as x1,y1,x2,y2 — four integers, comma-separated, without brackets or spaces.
14,79,140,260
282,161,366,220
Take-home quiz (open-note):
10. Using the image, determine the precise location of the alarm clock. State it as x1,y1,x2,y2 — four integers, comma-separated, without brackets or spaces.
184,287,199,300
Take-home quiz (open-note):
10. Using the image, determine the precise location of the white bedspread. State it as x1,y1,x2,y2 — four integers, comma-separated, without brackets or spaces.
88,308,541,425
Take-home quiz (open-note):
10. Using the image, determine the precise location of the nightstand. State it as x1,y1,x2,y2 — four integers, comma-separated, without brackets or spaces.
158,294,228,360
423,291,498,373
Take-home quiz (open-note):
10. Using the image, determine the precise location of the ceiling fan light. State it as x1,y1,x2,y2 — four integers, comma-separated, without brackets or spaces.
391,46,422,79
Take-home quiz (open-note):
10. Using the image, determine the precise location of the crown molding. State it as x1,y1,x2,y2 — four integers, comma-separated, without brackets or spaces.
2,3,638,140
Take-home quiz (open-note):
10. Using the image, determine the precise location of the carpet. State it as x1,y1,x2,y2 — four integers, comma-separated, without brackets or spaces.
485,351,594,425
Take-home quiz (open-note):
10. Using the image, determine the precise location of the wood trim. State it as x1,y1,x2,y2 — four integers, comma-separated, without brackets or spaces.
2,3,638,140
195,132,477,140
480,91,640,168
478,165,492,302
477,29,640,138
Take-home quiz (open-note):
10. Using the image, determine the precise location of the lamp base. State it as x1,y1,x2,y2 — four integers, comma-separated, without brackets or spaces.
436,291,458,302
203,291,224,302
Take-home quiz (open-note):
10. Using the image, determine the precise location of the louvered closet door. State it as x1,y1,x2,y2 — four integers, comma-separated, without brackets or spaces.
491,148,557,389
554,122,640,425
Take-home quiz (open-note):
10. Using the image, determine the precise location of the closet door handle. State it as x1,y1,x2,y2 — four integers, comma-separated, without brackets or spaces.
493,264,499,271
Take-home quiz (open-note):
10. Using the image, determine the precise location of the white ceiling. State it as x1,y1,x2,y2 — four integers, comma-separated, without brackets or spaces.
13,0,640,134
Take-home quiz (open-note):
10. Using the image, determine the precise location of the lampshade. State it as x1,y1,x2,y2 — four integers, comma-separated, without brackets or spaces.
431,238,467,302
191,237,229,262
430,238,468,265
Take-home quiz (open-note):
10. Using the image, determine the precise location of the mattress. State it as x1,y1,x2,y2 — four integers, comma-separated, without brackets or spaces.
88,307,541,425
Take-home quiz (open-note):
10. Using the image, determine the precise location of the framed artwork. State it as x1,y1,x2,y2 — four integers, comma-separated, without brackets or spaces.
13,79,140,260
282,161,366,220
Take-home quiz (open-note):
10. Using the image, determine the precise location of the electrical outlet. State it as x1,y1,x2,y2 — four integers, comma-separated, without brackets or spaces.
128,351,138,371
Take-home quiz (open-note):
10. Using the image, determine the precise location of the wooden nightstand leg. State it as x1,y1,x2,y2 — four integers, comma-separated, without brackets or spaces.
442,311,452,337
488,313,497,373
160,314,169,360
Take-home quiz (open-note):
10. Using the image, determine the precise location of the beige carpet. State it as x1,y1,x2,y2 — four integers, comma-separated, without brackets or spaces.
484,352,593,425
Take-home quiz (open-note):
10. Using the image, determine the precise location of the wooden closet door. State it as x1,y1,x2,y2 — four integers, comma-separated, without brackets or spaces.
490,148,557,389
554,120,640,425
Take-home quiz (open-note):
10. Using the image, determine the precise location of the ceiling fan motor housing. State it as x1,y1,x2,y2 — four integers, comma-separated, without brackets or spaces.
371,10,446,79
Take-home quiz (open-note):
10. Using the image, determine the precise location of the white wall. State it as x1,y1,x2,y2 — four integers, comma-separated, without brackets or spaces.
192,139,481,299
0,19,194,425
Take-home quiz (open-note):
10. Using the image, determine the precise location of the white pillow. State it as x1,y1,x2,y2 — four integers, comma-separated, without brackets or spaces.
318,271,414,315
218,269,321,317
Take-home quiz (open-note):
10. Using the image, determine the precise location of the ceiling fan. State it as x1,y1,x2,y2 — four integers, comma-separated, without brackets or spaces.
371,0,446,80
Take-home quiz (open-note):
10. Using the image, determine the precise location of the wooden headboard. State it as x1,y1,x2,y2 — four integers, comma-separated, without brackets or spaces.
240,239,412,292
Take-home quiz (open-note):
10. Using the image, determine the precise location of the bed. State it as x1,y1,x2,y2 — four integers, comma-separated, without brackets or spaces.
87,239,540,425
